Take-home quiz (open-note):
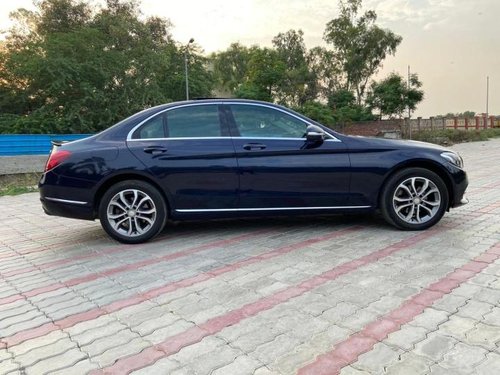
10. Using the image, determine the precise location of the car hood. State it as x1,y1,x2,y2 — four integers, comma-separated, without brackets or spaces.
342,135,452,153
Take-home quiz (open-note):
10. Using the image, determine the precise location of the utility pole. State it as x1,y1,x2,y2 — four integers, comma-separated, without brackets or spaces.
408,65,411,119
408,65,412,140
184,38,195,100
486,76,490,118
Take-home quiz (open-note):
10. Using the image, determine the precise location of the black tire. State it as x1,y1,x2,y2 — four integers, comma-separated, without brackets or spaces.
99,180,167,244
380,168,449,230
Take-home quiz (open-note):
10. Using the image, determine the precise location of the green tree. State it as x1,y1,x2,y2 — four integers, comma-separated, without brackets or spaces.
211,42,290,103
294,101,335,126
306,46,341,101
460,111,476,118
272,29,312,106
235,47,286,102
210,43,251,95
0,0,214,134
437,111,476,118
323,0,402,103
366,73,424,119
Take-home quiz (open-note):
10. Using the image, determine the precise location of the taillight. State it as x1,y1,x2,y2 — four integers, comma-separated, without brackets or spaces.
45,149,72,172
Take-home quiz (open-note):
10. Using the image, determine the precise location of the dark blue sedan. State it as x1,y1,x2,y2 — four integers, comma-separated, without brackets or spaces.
39,99,468,243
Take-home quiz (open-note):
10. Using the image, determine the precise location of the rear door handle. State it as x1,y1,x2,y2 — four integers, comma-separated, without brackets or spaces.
143,146,168,155
243,143,266,151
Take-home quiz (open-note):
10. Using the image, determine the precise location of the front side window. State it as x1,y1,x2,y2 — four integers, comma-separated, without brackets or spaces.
229,104,308,138
166,105,221,138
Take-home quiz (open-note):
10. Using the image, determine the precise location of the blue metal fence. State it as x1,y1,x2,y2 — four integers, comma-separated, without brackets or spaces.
0,134,92,156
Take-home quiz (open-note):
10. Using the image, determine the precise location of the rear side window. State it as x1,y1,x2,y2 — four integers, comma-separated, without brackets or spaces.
166,105,221,138
133,115,165,139
132,104,222,139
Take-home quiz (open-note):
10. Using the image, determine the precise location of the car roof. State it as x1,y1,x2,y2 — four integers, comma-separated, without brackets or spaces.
160,98,282,107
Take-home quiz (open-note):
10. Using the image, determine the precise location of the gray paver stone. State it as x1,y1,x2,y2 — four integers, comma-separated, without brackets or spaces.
414,333,458,361
385,352,433,375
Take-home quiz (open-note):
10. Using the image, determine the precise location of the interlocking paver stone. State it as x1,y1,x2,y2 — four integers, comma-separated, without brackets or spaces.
385,352,433,375
438,315,478,340
464,322,500,350
385,324,428,350
474,352,500,375
130,358,181,375
413,333,459,361
2,139,500,374
439,342,488,370
24,348,88,375
212,355,263,375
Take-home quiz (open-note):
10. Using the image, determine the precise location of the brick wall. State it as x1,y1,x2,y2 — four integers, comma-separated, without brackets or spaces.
339,120,402,137
339,116,500,137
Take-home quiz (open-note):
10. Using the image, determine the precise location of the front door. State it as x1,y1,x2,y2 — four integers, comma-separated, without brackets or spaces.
225,103,352,209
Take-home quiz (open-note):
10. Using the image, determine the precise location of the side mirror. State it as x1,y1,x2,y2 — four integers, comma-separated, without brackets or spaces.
306,125,325,143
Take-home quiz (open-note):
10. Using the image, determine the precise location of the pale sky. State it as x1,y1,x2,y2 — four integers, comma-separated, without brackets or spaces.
1,0,499,117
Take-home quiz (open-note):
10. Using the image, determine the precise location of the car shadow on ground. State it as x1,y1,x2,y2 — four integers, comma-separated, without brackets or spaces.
155,212,391,240
51,211,456,248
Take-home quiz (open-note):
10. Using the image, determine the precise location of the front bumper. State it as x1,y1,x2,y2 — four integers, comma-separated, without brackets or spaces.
449,168,468,209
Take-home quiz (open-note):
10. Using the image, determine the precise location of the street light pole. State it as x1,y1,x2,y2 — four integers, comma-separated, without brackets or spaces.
486,76,489,118
184,38,194,100
408,65,412,140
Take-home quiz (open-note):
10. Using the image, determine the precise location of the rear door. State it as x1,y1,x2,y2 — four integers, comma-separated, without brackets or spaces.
224,102,352,209
127,103,239,211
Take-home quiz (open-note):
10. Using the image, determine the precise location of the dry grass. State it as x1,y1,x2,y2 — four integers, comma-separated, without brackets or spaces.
0,173,41,196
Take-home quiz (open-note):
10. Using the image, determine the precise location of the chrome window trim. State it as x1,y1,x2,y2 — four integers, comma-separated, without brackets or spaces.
45,197,88,205
128,136,232,142
175,206,370,213
126,101,340,142
127,136,340,142
229,137,340,142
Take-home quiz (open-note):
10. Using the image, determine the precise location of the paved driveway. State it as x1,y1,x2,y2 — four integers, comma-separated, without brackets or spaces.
1,139,500,375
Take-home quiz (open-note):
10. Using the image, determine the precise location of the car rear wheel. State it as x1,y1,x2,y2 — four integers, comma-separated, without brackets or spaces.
380,168,449,230
99,180,167,244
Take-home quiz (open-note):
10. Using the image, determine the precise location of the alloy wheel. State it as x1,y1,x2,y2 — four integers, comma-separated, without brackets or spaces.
392,177,441,224
107,189,157,237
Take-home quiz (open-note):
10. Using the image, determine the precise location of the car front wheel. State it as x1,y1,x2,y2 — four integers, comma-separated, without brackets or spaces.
99,180,167,244
381,168,449,230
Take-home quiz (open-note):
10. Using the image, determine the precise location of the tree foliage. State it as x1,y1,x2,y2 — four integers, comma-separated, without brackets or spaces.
210,0,406,127
235,47,286,102
1,0,420,134
210,43,251,94
366,73,424,119
323,0,402,103
0,0,213,133
271,29,313,106
437,111,477,118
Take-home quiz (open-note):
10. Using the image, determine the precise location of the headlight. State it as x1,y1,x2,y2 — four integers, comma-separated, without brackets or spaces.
441,152,464,168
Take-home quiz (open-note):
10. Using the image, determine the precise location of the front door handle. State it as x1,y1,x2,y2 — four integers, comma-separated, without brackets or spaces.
243,143,267,151
143,146,168,155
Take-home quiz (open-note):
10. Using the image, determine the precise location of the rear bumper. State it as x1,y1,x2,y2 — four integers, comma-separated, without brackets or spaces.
39,172,96,220
40,196,95,220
